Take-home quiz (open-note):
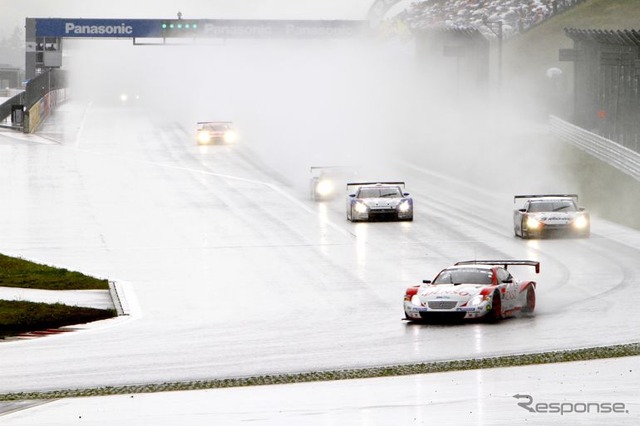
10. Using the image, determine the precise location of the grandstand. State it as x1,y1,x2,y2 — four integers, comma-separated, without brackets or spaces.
395,0,586,38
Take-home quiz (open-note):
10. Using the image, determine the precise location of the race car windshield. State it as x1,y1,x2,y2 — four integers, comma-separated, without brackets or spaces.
528,200,577,212
433,268,493,285
358,187,402,198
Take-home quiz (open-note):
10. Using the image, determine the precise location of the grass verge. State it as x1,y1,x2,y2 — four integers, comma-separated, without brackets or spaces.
0,253,109,290
0,300,116,338
0,254,116,338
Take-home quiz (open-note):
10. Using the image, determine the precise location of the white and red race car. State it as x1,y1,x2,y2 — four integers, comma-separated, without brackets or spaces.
196,121,237,145
403,260,539,322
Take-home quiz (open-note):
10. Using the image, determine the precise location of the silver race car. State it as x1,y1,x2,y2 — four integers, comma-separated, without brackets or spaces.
346,182,413,222
513,194,590,239
404,260,539,322
309,166,355,201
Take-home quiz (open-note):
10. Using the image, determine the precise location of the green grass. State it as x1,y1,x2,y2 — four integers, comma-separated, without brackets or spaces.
560,143,640,230
0,254,116,338
0,300,115,338
0,253,109,290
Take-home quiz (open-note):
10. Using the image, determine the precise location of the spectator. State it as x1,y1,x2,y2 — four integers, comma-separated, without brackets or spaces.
395,0,583,38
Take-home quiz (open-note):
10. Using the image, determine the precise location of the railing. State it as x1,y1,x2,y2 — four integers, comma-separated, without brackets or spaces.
550,115,640,182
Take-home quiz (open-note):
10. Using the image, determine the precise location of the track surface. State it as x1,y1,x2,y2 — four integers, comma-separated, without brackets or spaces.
0,101,639,394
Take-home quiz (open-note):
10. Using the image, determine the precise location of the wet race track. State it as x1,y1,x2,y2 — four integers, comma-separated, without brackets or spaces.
0,99,639,395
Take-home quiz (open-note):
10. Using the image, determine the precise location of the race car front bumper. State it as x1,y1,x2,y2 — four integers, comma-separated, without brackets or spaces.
524,222,590,238
403,300,491,320
350,202,413,221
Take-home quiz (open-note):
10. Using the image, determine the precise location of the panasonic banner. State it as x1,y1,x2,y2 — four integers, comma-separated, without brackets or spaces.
33,18,368,39
35,19,161,38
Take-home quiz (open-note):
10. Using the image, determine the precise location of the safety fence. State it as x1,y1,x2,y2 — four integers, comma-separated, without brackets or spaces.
550,115,640,182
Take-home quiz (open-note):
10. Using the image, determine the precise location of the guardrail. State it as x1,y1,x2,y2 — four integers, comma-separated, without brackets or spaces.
550,115,640,182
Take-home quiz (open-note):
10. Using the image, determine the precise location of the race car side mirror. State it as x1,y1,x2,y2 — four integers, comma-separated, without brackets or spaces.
503,278,513,283
422,279,431,284
349,194,356,198
519,208,526,212
403,192,410,196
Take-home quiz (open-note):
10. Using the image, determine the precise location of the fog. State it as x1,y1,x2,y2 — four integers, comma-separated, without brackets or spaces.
67,36,423,186
65,30,571,204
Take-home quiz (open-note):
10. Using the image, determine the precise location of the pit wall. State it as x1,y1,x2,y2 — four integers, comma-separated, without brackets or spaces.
25,88,67,133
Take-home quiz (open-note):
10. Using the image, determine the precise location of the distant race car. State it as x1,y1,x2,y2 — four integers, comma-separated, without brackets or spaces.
513,194,590,239
196,121,237,145
310,166,356,201
346,182,413,221
403,260,539,322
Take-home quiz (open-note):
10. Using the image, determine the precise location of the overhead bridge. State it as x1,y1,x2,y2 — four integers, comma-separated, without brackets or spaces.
26,17,371,78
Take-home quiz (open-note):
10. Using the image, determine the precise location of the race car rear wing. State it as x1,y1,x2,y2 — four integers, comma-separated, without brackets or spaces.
514,194,579,203
196,121,233,129
455,260,540,274
346,181,405,193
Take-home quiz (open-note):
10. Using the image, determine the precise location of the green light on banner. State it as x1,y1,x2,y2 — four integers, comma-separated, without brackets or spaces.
162,20,198,34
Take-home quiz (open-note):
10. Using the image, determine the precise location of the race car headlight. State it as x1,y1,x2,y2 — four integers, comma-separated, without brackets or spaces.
354,201,368,214
223,130,238,143
469,295,487,306
397,200,411,213
526,216,542,230
197,131,211,144
315,180,334,197
573,215,589,229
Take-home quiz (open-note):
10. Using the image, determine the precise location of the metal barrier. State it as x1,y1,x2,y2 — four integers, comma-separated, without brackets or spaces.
550,115,640,182
0,69,67,132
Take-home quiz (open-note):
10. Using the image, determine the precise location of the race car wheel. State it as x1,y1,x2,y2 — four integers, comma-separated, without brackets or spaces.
522,286,536,314
487,291,502,322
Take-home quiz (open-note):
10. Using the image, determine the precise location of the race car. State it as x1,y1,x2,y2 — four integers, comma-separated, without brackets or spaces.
310,166,356,201
403,260,539,322
346,182,413,221
196,121,237,145
513,194,590,239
